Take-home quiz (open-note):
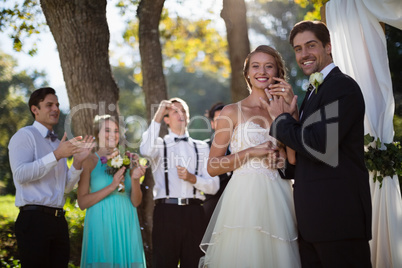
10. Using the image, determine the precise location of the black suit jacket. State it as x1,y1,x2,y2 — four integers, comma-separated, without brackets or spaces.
270,67,372,242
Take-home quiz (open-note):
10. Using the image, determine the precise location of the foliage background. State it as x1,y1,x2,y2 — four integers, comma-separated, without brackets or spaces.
0,0,401,267
0,196,84,267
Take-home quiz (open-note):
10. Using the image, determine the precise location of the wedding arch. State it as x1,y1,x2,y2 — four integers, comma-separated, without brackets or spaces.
325,0,402,267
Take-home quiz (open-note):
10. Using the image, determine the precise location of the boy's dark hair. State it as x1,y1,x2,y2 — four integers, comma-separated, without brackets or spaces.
208,102,225,120
28,87,56,118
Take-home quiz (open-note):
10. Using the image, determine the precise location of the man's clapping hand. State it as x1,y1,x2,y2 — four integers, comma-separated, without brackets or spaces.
53,133,95,169
72,135,95,169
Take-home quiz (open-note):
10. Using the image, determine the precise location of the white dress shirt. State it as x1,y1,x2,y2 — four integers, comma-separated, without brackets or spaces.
8,121,82,208
140,120,219,200
307,62,336,100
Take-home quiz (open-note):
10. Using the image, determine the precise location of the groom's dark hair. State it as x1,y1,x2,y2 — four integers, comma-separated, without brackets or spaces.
289,20,331,48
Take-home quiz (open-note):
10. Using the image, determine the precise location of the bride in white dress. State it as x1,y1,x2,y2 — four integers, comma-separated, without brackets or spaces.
200,45,301,268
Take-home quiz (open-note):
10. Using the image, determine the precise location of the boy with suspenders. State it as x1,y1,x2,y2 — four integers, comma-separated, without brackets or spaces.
140,98,219,268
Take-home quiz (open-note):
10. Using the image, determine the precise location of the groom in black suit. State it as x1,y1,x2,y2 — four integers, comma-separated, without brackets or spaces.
262,21,372,267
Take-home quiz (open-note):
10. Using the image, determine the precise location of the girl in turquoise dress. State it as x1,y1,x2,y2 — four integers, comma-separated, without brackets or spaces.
78,115,146,268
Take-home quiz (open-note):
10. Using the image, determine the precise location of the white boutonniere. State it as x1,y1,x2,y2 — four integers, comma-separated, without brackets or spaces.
309,72,324,94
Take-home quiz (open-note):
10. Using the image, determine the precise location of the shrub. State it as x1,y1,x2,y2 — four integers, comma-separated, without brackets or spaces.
0,195,86,267
65,197,86,267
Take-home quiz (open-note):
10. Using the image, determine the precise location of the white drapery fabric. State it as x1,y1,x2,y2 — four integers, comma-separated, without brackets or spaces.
326,0,402,267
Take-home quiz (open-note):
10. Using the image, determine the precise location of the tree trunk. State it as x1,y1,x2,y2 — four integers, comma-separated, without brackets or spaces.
41,0,119,137
138,0,168,123
137,0,167,265
221,0,250,102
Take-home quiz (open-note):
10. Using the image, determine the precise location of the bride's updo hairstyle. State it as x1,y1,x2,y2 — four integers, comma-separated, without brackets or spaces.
243,45,288,92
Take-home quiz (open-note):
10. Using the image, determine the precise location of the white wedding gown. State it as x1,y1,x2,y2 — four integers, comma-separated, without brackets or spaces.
200,119,301,268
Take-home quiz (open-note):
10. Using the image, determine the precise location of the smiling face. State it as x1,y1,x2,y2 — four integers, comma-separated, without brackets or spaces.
293,30,333,76
98,120,120,149
164,101,188,135
243,46,286,92
247,52,279,91
30,94,60,130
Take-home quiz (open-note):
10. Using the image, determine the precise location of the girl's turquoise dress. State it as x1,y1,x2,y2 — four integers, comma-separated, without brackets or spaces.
80,153,146,268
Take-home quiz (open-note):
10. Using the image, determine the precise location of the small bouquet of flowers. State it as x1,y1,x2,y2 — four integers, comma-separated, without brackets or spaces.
100,149,137,192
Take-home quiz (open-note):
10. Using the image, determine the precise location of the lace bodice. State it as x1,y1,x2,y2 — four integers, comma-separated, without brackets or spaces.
230,121,274,153
230,121,278,175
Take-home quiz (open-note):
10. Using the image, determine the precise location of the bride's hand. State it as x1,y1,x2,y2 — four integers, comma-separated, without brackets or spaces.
249,141,277,158
268,78,294,104
262,149,281,169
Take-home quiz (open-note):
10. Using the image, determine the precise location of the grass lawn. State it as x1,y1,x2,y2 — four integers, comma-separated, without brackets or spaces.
0,195,20,267
0,195,18,223
0,195,84,268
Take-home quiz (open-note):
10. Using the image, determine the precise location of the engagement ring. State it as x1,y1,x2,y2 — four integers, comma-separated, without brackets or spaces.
282,88,285,92
269,98,273,102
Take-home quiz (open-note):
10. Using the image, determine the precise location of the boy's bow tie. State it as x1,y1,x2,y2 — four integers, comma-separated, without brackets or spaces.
174,137,188,142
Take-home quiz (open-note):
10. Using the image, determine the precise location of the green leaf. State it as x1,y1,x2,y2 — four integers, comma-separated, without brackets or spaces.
364,135,402,188
364,133,374,146
375,137,382,149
